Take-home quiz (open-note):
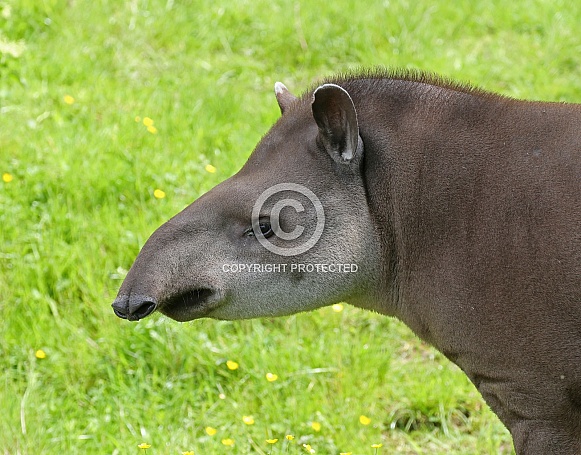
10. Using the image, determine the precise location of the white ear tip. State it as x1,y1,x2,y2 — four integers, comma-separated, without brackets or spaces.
274,82,287,95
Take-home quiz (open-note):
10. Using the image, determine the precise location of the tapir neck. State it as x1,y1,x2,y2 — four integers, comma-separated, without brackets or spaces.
344,76,581,343
349,78,501,319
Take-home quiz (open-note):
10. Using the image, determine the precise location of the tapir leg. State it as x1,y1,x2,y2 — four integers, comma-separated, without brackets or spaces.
477,380,581,454
511,421,580,455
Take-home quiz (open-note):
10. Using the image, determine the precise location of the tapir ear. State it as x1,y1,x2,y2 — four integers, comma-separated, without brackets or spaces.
311,83,362,164
274,82,298,115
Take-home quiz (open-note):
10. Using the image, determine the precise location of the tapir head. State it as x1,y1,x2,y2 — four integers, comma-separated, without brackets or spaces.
112,82,380,322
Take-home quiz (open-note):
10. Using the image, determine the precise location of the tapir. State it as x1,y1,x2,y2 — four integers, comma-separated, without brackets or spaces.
112,70,581,454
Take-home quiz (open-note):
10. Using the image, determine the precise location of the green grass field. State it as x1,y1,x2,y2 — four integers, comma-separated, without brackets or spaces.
1,1,580,453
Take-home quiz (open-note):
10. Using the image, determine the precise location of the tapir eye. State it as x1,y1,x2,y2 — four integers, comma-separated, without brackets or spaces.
259,221,274,238
245,221,274,238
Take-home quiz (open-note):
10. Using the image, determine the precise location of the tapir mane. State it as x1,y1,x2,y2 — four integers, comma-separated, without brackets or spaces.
304,67,511,103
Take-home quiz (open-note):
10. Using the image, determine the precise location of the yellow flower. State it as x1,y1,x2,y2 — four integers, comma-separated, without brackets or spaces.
63,95,75,105
359,415,371,425
182,452,195,455
266,439,278,444
285,434,294,440
266,372,278,382
371,443,383,448
138,443,151,449
340,453,352,455
205,426,217,436
221,438,234,446
205,164,216,173
147,125,158,134
153,189,166,199
219,393,226,399
2,173,13,183
302,443,315,453
242,415,255,425
226,360,239,370
143,117,154,127
311,421,321,432
35,349,46,359
332,303,344,312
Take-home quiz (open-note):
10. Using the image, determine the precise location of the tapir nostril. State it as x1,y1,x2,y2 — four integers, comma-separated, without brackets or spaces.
113,308,128,319
112,298,129,319
129,300,157,321
113,295,157,321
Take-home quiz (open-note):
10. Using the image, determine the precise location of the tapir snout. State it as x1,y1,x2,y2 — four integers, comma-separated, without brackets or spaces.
113,285,221,322
111,236,226,322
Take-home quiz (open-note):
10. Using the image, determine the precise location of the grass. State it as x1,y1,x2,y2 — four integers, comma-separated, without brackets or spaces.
1,0,580,453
